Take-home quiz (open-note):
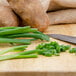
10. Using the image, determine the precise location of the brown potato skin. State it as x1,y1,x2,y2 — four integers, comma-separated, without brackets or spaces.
48,9,76,24
40,0,76,11
7,0,50,32
54,0,76,8
48,0,65,11
0,5,19,27
0,0,9,6
39,0,50,12
39,0,65,12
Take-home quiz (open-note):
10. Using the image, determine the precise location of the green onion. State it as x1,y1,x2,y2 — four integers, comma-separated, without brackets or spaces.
43,52,52,57
0,45,27,55
0,54,38,61
0,49,38,61
0,27,18,30
14,54,38,59
69,48,76,53
0,38,33,44
0,26,38,36
34,31,50,41
36,41,71,57
5,33,49,41
60,45,71,52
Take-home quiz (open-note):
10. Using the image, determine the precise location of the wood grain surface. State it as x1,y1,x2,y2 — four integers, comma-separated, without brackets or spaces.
0,24,76,76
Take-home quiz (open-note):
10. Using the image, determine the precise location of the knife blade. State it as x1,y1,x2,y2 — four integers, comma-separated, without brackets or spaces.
47,34,76,44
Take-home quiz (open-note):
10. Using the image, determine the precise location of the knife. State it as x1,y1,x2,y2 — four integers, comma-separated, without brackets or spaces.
47,34,76,44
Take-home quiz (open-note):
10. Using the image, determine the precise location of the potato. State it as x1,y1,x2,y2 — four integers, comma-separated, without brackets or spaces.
0,0,9,6
48,9,76,24
40,0,76,11
47,0,76,11
48,0,65,11
0,5,19,27
39,0,50,12
7,0,50,32
39,0,66,12
54,0,76,8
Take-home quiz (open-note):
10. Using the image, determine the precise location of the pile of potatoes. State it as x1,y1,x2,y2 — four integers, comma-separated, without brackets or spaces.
0,0,76,32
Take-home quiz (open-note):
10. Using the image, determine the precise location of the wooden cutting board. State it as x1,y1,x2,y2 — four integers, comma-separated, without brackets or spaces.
0,24,76,76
